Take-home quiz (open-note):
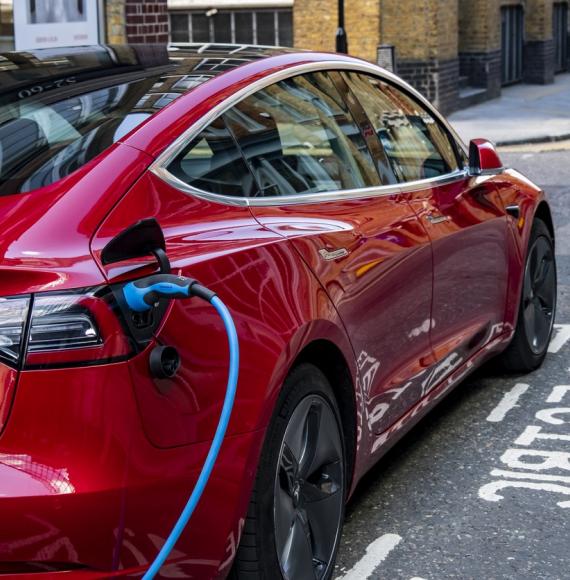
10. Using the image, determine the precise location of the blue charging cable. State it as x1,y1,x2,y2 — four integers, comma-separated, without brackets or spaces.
122,275,239,579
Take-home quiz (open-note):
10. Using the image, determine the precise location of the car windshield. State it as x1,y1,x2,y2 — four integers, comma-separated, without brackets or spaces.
0,44,283,196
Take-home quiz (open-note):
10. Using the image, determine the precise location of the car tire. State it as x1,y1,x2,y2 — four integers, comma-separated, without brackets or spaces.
230,363,346,580
498,218,557,373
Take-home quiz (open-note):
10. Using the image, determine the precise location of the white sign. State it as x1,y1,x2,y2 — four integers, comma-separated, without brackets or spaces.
14,0,100,51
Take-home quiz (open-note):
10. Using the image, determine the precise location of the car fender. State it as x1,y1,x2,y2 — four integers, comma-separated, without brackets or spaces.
493,168,551,332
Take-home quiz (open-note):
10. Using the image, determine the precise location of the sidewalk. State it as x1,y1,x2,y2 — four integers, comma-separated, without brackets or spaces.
448,73,570,146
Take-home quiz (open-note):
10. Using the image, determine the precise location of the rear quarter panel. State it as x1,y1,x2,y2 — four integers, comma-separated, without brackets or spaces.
92,171,356,446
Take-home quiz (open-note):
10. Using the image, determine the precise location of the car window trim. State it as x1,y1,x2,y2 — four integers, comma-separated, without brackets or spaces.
150,59,471,207
153,163,469,207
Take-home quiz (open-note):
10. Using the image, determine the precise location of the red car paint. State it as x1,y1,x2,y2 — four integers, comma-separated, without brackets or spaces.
0,46,552,578
471,137,504,171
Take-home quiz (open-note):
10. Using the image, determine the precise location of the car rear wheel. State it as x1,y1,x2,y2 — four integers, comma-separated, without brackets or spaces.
498,218,557,372
231,363,346,580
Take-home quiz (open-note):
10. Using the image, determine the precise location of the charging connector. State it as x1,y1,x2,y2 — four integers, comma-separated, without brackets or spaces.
123,274,217,312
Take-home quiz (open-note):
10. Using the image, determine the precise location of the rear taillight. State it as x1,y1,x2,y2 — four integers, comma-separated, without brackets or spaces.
0,297,30,365
0,286,158,370
29,294,102,352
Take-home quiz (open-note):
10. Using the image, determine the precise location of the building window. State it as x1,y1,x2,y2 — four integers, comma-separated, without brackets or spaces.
169,10,293,47
170,13,189,43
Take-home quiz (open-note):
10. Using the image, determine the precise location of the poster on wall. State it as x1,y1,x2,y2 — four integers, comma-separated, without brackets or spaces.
14,0,100,50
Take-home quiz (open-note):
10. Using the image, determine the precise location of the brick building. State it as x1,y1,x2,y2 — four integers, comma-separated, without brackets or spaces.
107,0,169,44
167,0,570,113
457,0,569,105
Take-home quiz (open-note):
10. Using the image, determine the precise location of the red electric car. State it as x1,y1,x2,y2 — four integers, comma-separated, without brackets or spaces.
0,44,556,579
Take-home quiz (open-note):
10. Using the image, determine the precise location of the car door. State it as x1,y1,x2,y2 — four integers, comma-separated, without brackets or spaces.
225,70,436,438
343,72,509,380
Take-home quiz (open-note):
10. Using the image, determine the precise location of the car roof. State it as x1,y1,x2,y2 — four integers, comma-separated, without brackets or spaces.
0,43,298,105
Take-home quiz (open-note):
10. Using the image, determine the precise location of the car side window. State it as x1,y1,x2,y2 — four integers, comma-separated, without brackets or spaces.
166,115,258,197
343,72,460,183
222,72,380,197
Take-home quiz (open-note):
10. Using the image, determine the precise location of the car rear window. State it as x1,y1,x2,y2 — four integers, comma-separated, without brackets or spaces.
0,77,166,196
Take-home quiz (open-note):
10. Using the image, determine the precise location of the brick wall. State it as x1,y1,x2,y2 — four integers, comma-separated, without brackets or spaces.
380,0,459,113
345,0,381,62
458,0,505,97
293,0,380,62
526,0,555,41
525,39,556,83
291,0,462,110
380,0,432,60
294,0,337,53
378,0,458,60
524,0,567,84
457,0,569,93
124,0,169,44
459,50,502,97
459,0,501,53
436,0,459,61
397,58,459,114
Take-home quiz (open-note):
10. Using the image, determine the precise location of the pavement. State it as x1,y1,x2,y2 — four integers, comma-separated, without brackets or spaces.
335,146,570,580
449,73,570,146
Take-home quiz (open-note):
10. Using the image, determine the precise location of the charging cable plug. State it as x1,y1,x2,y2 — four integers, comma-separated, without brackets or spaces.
123,274,216,312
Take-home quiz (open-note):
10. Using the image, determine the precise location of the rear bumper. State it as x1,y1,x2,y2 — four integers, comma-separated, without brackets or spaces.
0,359,263,578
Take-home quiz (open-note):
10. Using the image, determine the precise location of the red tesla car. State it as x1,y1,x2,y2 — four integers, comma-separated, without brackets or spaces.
0,44,556,579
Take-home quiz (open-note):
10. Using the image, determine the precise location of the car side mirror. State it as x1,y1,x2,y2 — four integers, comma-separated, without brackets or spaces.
468,139,504,176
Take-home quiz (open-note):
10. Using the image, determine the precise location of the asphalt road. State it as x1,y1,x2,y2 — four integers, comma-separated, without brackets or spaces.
334,147,570,580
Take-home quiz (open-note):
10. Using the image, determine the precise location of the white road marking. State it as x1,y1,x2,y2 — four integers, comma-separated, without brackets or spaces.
490,468,570,485
536,407,570,425
501,448,570,471
515,425,570,445
548,324,570,353
547,385,570,403
337,533,402,580
486,383,529,422
479,479,570,508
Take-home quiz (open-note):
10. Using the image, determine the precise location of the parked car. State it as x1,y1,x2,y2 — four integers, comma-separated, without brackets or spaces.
0,43,556,579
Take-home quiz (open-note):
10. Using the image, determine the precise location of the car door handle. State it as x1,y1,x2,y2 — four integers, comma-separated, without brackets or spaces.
318,248,349,261
425,214,450,225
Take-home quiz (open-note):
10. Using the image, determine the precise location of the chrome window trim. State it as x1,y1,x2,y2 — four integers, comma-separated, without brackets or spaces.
398,168,469,193
472,166,507,177
153,164,469,207
150,59,471,207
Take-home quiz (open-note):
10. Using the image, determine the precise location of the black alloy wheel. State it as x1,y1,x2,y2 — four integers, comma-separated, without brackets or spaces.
274,394,345,580
522,233,556,354
231,364,347,580
498,218,557,372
